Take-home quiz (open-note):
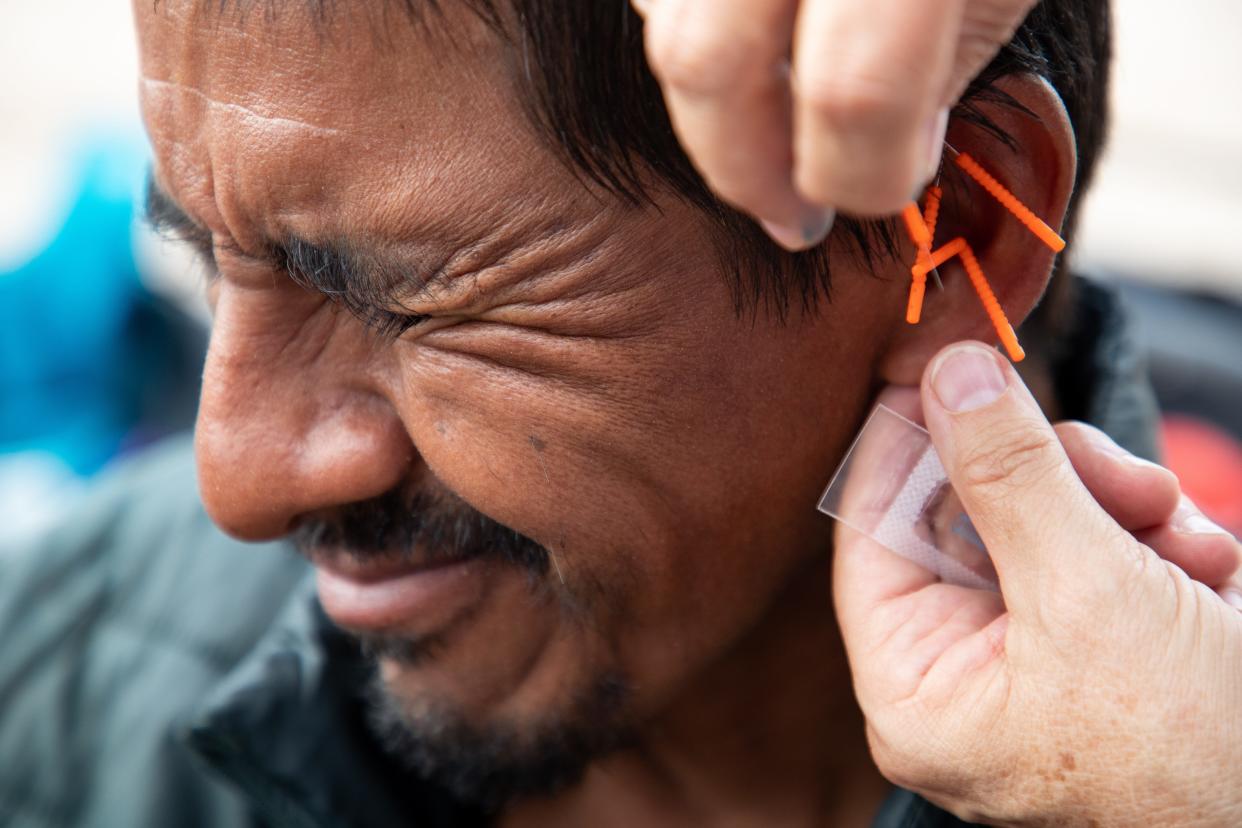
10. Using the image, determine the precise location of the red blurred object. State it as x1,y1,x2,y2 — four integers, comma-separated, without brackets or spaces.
1161,415,1242,536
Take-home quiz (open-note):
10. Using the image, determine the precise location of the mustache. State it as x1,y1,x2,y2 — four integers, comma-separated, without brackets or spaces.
291,486,550,578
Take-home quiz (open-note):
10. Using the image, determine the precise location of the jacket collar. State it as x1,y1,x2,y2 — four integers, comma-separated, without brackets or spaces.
183,577,481,828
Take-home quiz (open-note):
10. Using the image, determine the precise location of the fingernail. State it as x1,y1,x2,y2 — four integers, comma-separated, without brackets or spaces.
1224,589,1242,611
924,107,950,182
931,344,1008,413
761,208,835,252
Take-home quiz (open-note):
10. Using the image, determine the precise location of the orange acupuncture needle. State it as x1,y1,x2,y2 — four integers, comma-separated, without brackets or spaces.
954,152,1066,252
921,185,944,291
901,202,934,323
905,270,928,324
922,185,942,240
957,240,1025,362
912,237,966,278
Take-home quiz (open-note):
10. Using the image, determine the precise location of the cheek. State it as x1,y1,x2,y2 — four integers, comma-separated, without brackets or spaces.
391,332,695,583
385,297,872,699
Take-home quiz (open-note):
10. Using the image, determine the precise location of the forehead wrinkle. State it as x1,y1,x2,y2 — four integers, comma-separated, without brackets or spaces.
136,0,626,315
140,73,353,253
141,77,342,138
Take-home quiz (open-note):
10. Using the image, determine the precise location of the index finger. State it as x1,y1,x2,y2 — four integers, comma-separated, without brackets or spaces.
791,0,963,214
641,0,835,250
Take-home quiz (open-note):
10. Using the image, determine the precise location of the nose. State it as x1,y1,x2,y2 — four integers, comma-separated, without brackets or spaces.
195,290,414,541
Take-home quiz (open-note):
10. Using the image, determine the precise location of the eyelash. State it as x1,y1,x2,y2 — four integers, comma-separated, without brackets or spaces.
205,264,428,340
151,224,427,341
364,309,431,339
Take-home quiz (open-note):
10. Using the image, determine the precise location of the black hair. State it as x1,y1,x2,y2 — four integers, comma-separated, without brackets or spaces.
456,0,1108,327
198,0,1110,327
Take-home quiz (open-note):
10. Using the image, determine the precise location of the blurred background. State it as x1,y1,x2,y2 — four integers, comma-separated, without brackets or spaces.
1,0,1240,544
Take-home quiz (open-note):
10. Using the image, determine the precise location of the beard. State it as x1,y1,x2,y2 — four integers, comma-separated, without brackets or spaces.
292,483,635,810
364,669,635,811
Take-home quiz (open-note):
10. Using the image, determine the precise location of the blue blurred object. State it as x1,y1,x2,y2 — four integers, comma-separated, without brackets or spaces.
0,130,205,480
0,133,146,475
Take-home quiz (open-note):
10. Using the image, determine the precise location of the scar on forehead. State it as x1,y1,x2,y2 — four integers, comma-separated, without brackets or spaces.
141,77,342,137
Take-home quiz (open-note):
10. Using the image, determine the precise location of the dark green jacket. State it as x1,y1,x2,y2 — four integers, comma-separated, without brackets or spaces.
0,279,1159,827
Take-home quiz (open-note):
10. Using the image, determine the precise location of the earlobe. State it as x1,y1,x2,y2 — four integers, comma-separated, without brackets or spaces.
878,73,1077,386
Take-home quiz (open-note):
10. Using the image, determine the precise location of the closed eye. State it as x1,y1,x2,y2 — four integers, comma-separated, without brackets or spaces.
143,176,217,270
359,308,431,339
144,174,433,340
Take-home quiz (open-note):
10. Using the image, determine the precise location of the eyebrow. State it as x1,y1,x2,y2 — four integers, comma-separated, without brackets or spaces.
143,177,433,335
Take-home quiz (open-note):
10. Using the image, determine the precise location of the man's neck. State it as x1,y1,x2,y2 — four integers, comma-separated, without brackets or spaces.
500,553,891,828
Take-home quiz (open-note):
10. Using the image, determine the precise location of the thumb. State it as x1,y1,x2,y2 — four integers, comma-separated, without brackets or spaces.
920,342,1145,618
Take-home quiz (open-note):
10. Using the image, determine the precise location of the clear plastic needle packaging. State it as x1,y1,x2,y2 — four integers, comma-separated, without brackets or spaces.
819,404,999,591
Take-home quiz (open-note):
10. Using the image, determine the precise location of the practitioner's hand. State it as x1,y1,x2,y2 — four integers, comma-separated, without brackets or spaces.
633,0,1038,249
834,341,1242,825
1053,420,1241,598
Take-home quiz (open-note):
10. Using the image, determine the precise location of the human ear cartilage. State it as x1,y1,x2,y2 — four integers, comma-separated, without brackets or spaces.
900,149,1067,363
953,152,1066,254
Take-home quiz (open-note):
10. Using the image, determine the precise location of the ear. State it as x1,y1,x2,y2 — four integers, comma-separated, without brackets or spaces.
877,73,1077,386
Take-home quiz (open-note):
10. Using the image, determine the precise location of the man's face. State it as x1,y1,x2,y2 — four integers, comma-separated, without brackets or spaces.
136,1,894,800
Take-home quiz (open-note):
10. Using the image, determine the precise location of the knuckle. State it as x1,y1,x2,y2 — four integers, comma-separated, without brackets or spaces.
871,746,922,793
1057,420,1121,465
870,725,968,802
866,726,927,792
1104,528,1158,599
648,21,771,96
1053,419,1093,446
955,423,1063,496
795,69,917,132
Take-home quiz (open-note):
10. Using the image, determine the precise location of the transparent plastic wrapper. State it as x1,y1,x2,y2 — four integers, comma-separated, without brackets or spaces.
819,404,999,591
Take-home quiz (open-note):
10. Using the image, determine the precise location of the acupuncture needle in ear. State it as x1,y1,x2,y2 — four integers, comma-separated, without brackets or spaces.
957,241,1025,362
944,143,1067,252
918,153,948,292
922,185,944,291
901,202,934,323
